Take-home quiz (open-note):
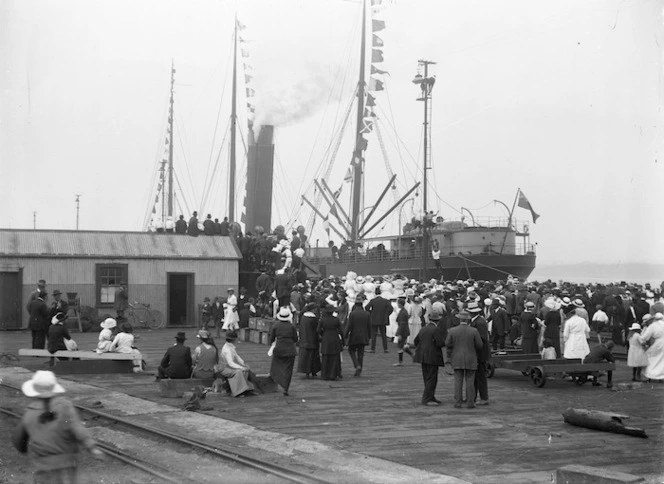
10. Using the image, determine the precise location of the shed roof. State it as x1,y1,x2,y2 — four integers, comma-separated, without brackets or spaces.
0,229,242,260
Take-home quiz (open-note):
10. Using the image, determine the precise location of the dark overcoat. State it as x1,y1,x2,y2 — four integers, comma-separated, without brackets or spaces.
317,315,344,355
345,306,371,346
269,320,299,357
47,324,71,353
471,315,490,362
27,298,50,332
298,313,320,349
365,296,393,327
413,322,445,366
160,344,193,378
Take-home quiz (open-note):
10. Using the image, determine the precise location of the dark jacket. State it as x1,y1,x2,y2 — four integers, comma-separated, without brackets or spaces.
47,324,71,353
50,299,69,319
490,307,510,336
203,218,215,235
269,320,299,358
366,296,393,327
275,273,292,298
175,218,187,234
345,305,371,346
318,315,344,355
298,313,320,349
395,307,410,339
28,298,50,332
160,344,192,378
583,344,615,364
445,323,483,370
187,216,199,236
413,322,445,366
114,287,129,312
255,273,273,295
471,314,490,362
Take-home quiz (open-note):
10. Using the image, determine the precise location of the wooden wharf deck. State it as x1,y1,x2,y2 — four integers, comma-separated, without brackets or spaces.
1,328,662,483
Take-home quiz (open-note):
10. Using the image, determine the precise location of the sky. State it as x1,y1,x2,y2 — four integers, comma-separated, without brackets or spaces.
1,0,663,267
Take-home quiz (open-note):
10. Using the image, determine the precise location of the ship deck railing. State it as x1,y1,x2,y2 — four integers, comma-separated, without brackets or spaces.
306,244,535,265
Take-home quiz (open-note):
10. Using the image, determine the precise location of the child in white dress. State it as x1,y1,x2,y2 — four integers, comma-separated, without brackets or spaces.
96,318,116,353
627,323,648,381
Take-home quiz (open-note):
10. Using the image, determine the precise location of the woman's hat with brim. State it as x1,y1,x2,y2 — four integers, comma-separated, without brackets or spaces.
197,329,211,339
573,299,585,308
277,307,292,321
628,323,641,331
100,317,117,330
642,314,652,323
22,371,65,399
225,330,239,341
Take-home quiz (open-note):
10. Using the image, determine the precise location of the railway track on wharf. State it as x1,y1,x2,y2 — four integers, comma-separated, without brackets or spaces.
0,382,332,484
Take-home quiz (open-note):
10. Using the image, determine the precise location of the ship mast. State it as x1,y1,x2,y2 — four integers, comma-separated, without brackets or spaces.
349,0,367,242
167,60,175,218
229,15,238,223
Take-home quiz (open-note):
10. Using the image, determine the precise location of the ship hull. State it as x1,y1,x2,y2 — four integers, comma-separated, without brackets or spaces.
313,253,536,282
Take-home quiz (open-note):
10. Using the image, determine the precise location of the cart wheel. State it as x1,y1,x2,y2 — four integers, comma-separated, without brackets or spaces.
486,363,495,379
530,367,546,387
574,375,588,386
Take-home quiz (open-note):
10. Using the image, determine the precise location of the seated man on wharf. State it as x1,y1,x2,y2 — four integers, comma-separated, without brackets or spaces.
217,331,262,396
582,340,615,388
156,332,192,380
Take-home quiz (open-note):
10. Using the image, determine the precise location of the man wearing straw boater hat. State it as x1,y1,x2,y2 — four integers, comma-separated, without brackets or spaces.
156,332,192,380
13,371,103,481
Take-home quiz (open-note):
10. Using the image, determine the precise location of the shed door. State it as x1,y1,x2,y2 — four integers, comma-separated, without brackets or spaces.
0,271,22,330
167,273,194,327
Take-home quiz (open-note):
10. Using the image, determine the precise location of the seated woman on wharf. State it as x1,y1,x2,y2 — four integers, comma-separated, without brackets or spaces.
109,322,144,373
192,330,218,379
217,331,262,397
96,318,117,353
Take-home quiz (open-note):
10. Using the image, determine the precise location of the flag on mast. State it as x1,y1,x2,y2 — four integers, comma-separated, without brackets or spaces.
517,190,540,223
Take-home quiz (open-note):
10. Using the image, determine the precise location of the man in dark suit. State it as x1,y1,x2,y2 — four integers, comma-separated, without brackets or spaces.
365,288,393,353
157,332,192,380
489,298,510,351
175,215,187,234
468,301,490,405
211,296,224,337
50,289,69,319
413,310,446,406
203,214,215,235
27,291,50,349
187,211,200,236
114,282,129,321
27,279,47,306
345,296,371,376
446,310,483,409
220,217,230,236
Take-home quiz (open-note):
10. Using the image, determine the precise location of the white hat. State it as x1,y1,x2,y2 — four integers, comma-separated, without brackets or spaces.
573,299,585,308
466,301,482,313
22,371,65,399
654,312,664,321
101,318,117,330
277,307,292,321
628,323,641,331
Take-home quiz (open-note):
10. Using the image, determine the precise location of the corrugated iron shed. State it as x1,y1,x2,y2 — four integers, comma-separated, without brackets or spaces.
0,229,241,260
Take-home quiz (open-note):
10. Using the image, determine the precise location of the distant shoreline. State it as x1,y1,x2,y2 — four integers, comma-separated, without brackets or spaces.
529,263,663,285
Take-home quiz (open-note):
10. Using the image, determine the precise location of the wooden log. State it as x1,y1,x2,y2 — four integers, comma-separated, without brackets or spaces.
562,408,648,439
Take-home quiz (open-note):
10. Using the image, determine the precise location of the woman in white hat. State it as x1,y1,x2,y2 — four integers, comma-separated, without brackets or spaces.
12,371,103,481
268,307,299,395
96,317,117,353
639,313,664,381
627,323,648,381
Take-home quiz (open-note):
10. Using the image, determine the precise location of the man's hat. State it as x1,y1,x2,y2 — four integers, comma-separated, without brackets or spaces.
52,289,62,297
428,310,442,321
573,299,585,308
204,297,210,302
277,307,292,321
525,301,536,309
458,310,471,322
175,332,187,340
225,330,239,341
38,279,46,285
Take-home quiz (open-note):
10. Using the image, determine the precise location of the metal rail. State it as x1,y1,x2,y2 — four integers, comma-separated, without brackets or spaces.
0,382,331,484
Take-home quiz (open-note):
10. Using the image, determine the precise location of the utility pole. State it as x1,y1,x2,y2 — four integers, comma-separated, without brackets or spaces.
33,211,36,230
412,60,436,280
75,194,81,230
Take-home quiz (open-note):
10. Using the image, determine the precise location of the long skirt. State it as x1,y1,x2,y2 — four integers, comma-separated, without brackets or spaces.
270,355,296,392
220,367,254,397
297,347,322,376
320,354,342,380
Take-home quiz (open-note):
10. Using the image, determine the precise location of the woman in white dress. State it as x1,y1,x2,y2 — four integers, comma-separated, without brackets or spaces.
408,296,424,345
639,313,664,381
563,310,590,359
222,288,240,332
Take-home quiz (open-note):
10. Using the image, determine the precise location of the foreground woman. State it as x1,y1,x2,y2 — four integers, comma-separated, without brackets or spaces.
217,331,259,396
296,303,321,378
269,307,299,395
639,313,664,381
13,371,103,483
318,304,344,380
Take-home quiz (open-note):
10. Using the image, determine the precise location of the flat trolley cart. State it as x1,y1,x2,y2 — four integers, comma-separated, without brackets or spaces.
485,352,615,388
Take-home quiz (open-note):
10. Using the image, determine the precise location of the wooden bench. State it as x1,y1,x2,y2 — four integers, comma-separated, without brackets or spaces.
18,349,142,374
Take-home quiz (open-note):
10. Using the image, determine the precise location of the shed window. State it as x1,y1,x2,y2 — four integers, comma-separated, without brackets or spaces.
96,264,128,306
